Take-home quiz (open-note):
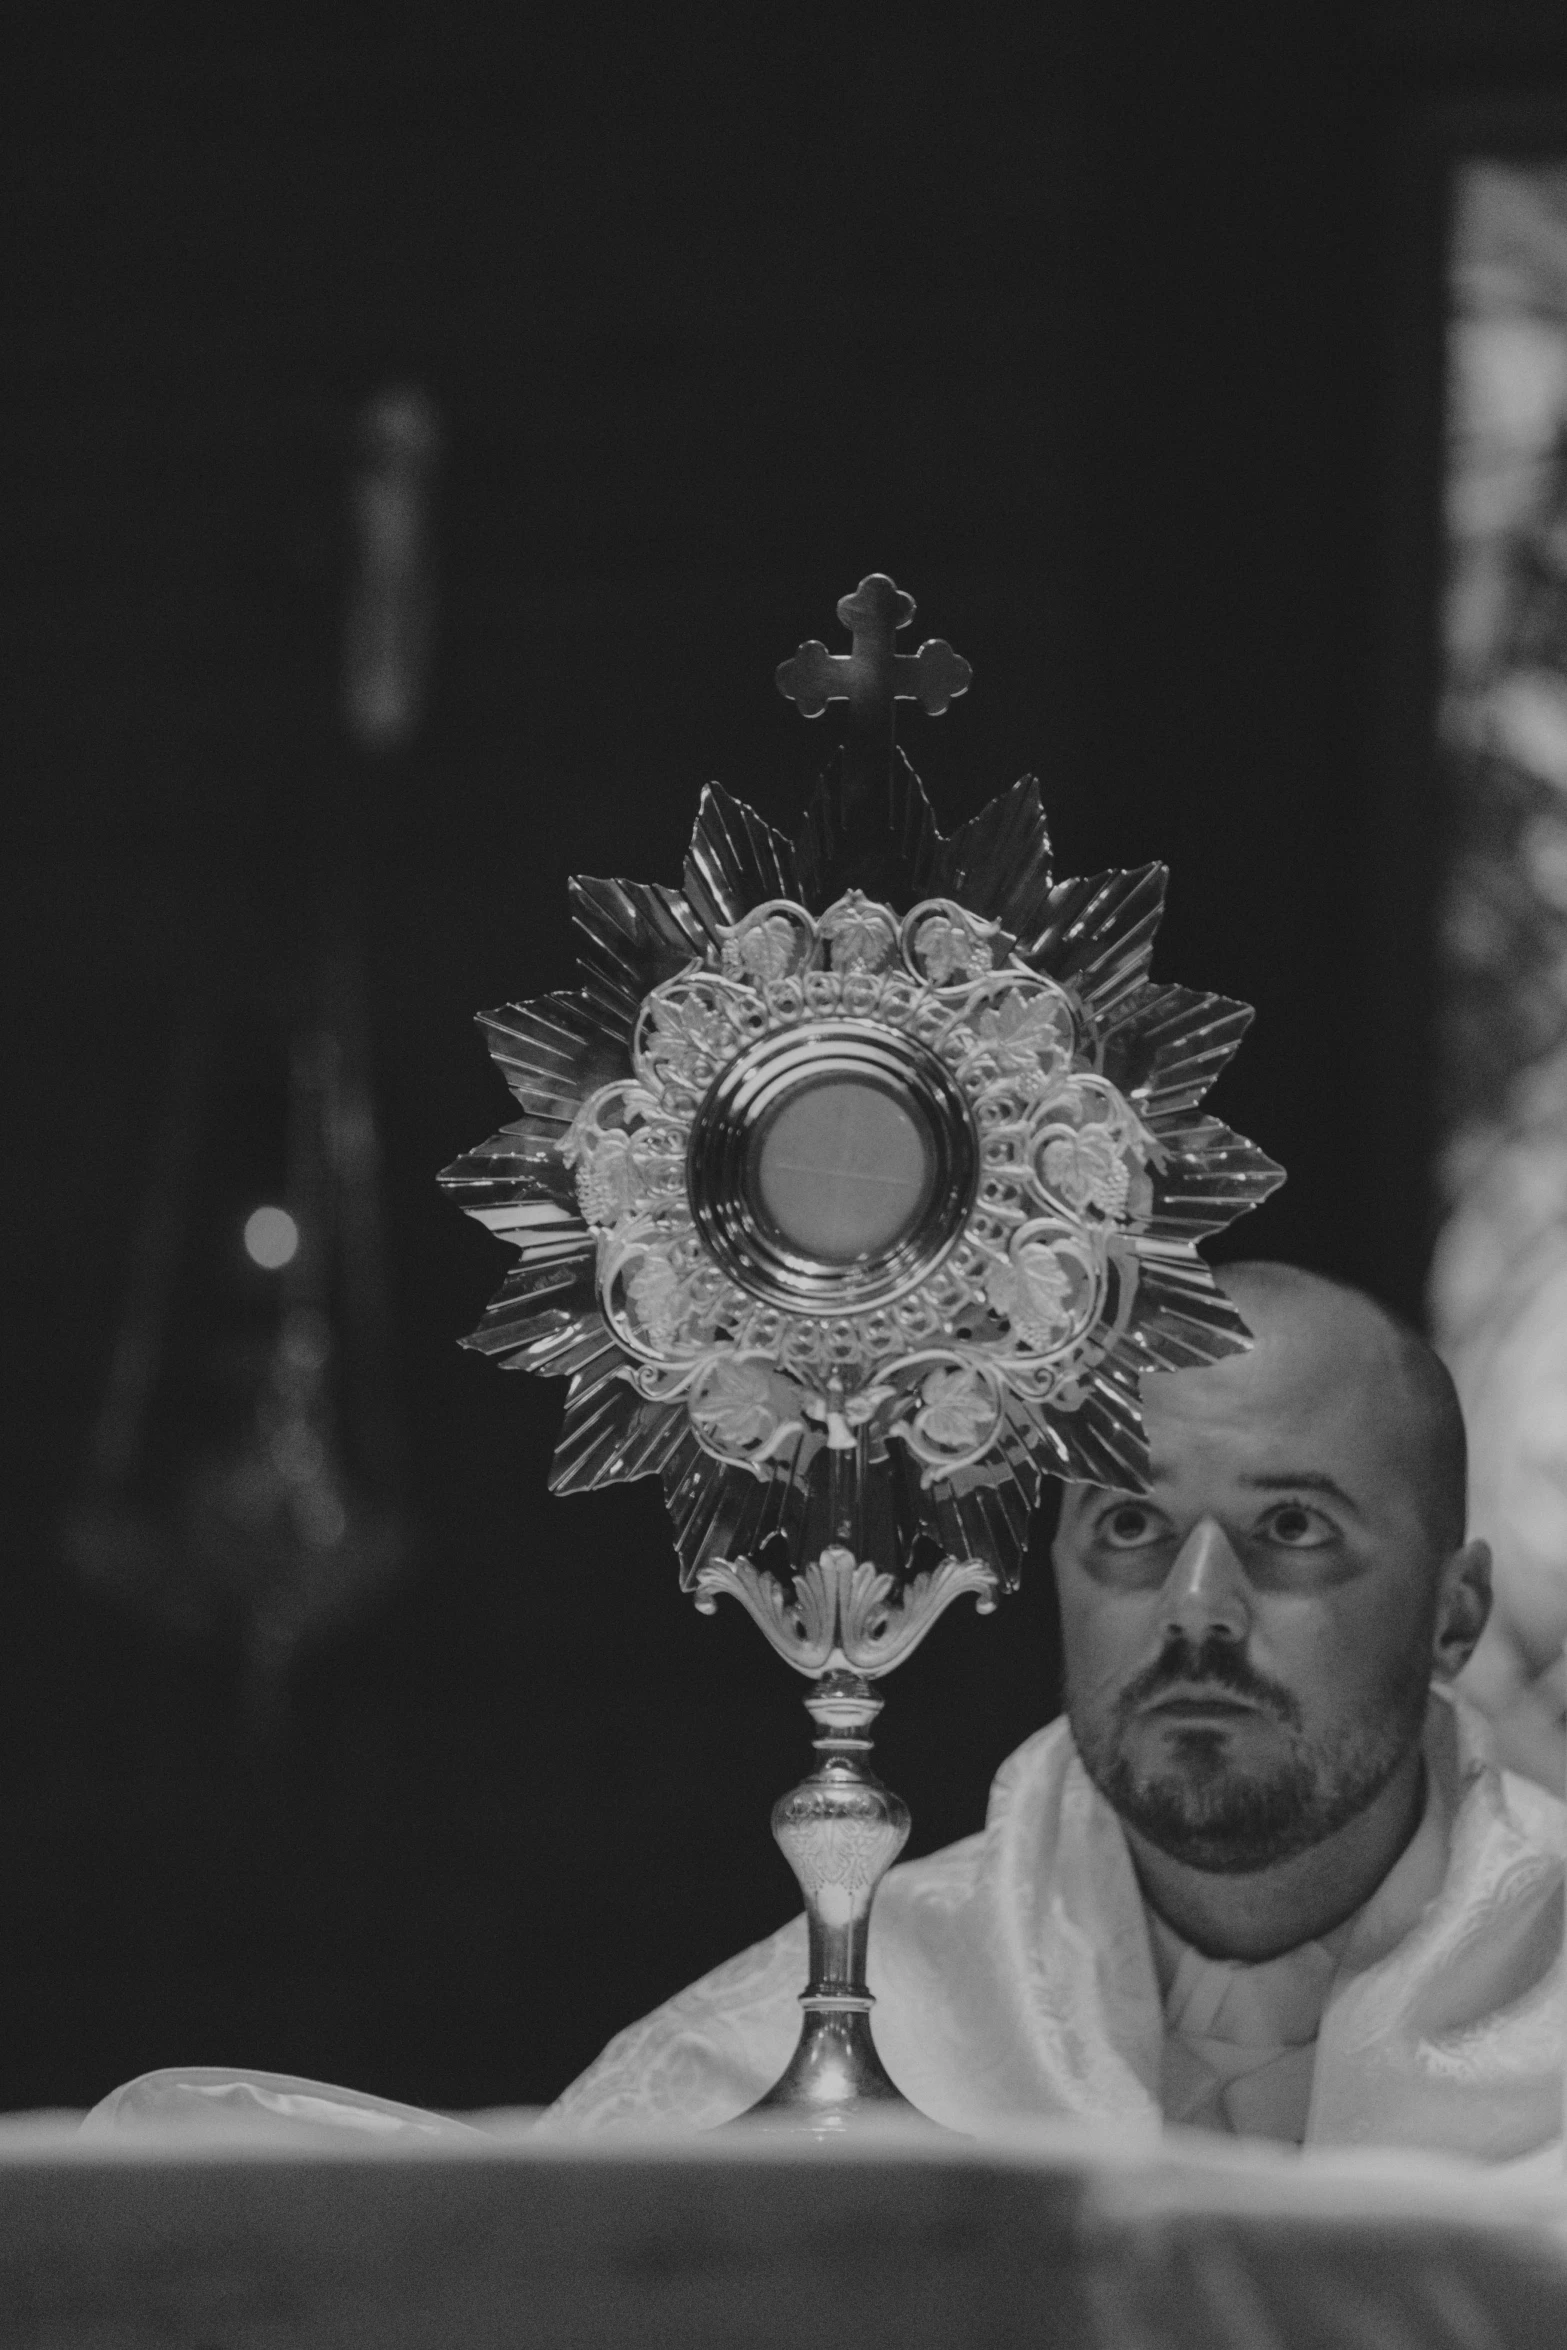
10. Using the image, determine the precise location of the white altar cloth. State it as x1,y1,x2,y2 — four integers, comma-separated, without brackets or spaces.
0,2105,1564,2347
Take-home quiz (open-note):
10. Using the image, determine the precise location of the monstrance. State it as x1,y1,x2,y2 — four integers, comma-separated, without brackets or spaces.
441,574,1283,2128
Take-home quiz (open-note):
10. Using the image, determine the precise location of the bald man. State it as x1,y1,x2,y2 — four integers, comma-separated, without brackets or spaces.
546,1263,1565,2160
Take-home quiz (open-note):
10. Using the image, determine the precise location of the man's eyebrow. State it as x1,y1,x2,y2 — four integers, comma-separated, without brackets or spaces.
1237,1472,1362,1515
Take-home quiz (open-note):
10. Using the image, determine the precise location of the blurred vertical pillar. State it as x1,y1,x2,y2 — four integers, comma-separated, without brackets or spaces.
65,386,443,1739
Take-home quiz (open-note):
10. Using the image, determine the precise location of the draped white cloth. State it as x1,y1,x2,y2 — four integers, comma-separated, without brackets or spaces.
545,1690,1566,2159
1146,1760,1452,2141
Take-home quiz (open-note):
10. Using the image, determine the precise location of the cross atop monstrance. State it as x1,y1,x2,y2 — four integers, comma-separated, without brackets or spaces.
775,573,972,804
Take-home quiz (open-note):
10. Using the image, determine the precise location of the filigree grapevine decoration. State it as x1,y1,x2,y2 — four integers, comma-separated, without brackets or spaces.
441,745,1283,1648
568,893,1155,1483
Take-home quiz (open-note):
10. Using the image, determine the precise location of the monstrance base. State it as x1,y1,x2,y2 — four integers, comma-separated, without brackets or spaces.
741,2000,939,2134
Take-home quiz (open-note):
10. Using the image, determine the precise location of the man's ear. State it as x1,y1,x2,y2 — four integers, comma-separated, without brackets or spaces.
1431,1538,1492,1682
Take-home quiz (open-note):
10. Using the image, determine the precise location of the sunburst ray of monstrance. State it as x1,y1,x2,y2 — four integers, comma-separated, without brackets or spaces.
441,575,1284,2128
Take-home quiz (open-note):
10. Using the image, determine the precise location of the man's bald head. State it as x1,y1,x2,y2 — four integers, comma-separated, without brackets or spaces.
1209,1262,1468,1558
1052,1257,1491,1896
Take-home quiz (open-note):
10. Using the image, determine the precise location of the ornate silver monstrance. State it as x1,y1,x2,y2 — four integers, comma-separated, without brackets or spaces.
442,575,1282,2128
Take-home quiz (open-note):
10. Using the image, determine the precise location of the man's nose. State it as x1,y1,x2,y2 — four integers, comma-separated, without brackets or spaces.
1161,1517,1250,1646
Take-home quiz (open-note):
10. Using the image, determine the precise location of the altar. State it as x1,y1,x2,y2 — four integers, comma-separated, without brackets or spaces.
4,2113,1564,2348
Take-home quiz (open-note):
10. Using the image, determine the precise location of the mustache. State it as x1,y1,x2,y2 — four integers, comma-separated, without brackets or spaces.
1114,1636,1303,1732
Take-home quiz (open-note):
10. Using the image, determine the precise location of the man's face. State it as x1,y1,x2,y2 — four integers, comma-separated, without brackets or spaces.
1054,1292,1449,1874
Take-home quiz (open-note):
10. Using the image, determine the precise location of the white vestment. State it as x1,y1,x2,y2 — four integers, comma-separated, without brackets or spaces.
545,1691,1566,2159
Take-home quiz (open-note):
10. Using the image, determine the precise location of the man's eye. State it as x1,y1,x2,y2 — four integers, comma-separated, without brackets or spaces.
1098,1504,1164,1547
1259,1502,1336,1548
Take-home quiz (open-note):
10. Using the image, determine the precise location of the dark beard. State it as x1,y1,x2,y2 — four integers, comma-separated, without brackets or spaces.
1071,1636,1428,1875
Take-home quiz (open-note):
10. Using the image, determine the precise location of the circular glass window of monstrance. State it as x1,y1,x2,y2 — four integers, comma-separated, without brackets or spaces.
688,1022,979,1308
753,1078,935,1262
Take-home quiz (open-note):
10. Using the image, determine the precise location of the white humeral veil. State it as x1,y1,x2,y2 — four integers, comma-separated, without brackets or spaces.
543,1690,1566,2158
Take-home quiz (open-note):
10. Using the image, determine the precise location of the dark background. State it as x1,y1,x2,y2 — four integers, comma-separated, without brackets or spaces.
5,7,1563,2113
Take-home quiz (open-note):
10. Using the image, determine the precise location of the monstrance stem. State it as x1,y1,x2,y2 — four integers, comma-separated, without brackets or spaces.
743,1668,922,2129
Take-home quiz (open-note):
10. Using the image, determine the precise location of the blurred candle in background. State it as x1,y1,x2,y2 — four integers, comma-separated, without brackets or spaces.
63,385,441,1737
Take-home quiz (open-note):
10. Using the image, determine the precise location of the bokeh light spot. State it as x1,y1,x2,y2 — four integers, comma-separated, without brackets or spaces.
243,1205,300,1270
